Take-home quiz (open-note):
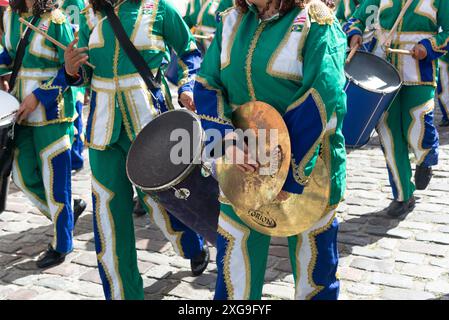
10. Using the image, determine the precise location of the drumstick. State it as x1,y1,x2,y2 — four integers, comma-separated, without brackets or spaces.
386,48,413,55
18,18,96,69
384,0,414,48
193,34,213,40
346,45,359,64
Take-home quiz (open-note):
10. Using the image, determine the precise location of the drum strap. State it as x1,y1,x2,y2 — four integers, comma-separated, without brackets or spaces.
103,2,162,91
8,16,39,93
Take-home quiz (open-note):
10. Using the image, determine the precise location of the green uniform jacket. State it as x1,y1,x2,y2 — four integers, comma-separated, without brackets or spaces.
0,8,76,126
336,0,360,23
194,1,348,206
344,0,449,86
184,0,234,49
72,0,201,150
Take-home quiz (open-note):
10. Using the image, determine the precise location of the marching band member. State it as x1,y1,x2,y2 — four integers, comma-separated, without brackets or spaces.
63,0,209,300
336,0,376,51
0,0,86,268
184,0,235,50
195,0,347,299
336,0,360,23
61,0,87,172
345,0,449,217
438,53,449,127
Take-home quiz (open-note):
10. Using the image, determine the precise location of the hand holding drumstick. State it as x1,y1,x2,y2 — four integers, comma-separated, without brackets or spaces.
18,17,95,70
64,39,90,77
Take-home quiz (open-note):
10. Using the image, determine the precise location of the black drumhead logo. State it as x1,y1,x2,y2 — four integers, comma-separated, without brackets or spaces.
248,210,277,228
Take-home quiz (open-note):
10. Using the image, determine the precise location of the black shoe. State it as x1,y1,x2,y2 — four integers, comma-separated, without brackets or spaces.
386,196,416,218
73,198,87,226
439,119,449,127
191,245,210,277
36,245,68,269
133,197,147,217
415,165,433,190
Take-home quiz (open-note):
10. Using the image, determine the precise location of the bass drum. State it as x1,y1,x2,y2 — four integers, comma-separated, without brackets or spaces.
0,91,20,213
343,51,402,148
126,109,220,245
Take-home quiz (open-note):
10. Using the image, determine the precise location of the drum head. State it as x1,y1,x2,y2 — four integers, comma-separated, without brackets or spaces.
0,91,20,127
126,110,203,191
345,51,402,94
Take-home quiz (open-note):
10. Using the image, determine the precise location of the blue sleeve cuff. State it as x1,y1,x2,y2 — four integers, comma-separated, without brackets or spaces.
33,67,69,113
419,38,447,62
178,81,194,96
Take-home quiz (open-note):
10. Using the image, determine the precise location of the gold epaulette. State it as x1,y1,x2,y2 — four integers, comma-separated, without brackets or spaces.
308,0,334,26
50,9,66,24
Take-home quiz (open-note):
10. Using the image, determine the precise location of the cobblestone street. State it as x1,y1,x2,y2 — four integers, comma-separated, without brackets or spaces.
1,104,449,300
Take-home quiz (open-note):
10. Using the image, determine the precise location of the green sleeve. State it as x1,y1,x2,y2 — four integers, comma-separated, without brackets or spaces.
163,0,201,93
217,0,235,14
194,19,234,139
283,19,347,192
335,0,345,22
51,18,76,65
344,0,379,36
416,0,449,61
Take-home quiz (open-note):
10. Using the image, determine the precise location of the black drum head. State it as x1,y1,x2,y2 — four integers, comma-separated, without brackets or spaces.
127,110,203,190
345,51,402,93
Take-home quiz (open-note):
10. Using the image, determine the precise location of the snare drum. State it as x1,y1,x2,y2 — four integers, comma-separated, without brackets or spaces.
343,51,402,148
126,109,220,245
0,90,20,213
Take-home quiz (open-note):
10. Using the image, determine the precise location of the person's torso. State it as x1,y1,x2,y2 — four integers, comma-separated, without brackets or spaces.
371,0,442,85
3,8,76,125
218,7,310,115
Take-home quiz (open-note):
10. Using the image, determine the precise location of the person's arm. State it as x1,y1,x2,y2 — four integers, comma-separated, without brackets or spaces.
0,45,12,75
282,3,347,195
64,12,93,87
0,10,12,76
32,11,76,117
335,0,345,23
163,0,202,97
342,0,378,38
194,19,234,148
418,0,449,61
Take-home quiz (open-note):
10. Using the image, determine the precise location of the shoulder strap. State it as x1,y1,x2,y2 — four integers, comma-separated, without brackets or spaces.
103,3,161,91
8,16,39,93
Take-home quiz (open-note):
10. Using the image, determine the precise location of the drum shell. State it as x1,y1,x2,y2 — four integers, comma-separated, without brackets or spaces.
0,123,14,214
343,80,399,148
144,164,220,246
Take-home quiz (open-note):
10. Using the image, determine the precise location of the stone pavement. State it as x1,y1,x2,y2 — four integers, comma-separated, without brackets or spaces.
1,107,449,300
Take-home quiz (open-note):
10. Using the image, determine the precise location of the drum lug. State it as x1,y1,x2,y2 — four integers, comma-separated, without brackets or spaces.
201,162,213,178
173,187,190,200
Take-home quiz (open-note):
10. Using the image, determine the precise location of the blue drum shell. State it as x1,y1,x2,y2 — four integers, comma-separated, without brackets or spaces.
148,164,220,246
343,82,398,148
342,51,402,148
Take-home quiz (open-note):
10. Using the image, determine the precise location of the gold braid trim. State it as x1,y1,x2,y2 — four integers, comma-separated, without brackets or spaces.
198,114,233,126
307,0,334,26
288,89,327,186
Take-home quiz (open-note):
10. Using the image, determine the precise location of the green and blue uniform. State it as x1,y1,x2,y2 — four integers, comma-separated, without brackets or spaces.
195,1,347,300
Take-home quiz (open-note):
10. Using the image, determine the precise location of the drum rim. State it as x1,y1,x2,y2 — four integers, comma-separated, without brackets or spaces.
345,51,403,94
126,109,205,192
